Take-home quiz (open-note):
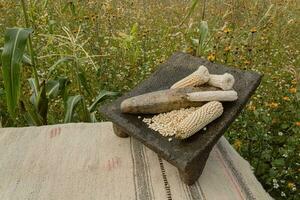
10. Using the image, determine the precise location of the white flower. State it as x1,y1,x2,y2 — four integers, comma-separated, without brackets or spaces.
283,154,288,158
281,192,286,197
273,183,279,189
278,132,283,136
273,179,278,183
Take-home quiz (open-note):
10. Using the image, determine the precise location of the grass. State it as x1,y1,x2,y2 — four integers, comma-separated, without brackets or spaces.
0,0,299,199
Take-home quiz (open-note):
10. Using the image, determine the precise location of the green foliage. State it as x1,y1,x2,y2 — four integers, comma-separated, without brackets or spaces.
47,56,73,77
88,91,118,113
195,21,209,56
64,95,82,123
46,80,60,98
36,81,48,124
0,47,31,66
0,1,117,126
180,0,201,26
78,71,92,95
20,99,43,126
28,78,39,106
26,79,49,125
1,28,32,118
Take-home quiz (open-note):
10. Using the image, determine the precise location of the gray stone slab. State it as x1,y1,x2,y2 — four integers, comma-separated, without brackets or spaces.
100,52,262,185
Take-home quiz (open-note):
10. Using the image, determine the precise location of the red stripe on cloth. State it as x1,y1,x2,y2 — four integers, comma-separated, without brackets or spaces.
215,148,245,200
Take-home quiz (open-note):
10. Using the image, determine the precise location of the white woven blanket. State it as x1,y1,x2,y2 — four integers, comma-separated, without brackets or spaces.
0,122,271,200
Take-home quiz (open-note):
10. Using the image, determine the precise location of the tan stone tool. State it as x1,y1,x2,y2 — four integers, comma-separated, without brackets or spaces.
120,86,218,114
120,87,237,114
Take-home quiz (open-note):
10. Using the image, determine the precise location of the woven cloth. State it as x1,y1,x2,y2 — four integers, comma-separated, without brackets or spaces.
0,122,272,200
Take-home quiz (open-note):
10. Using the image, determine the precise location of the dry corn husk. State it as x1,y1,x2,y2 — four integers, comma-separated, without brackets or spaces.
170,65,210,89
175,101,223,139
208,73,235,90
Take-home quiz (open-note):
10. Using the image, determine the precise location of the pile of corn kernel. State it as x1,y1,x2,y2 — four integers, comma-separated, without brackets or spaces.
142,107,198,137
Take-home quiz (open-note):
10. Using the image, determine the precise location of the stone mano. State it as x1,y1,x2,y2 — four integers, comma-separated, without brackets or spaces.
100,52,262,185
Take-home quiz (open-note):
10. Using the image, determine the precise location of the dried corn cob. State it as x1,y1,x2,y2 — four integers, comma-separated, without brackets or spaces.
170,65,210,89
208,73,235,90
175,101,223,139
186,90,238,102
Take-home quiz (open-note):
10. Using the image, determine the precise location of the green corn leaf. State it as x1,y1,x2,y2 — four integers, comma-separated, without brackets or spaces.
78,71,91,95
37,81,48,125
0,47,31,66
179,0,200,26
88,90,118,112
27,80,49,125
57,77,69,89
196,21,208,56
57,77,70,104
199,21,208,47
28,77,39,107
1,28,33,118
46,80,60,98
64,95,82,123
22,53,32,66
20,100,43,126
90,112,97,123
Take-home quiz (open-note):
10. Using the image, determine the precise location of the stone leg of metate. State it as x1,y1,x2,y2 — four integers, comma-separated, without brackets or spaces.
113,123,129,138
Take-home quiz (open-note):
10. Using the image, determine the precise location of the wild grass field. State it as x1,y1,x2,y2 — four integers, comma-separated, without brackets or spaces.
0,0,299,199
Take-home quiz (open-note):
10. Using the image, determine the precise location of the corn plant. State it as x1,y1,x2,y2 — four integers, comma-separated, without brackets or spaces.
1,27,64,125
0,0,117,126
181,0,210,57
1,28,32,118
40,26,118,123
193,21,210,56
179,0,206,26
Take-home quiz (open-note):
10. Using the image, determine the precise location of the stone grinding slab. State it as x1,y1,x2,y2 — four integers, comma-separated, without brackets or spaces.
100,52,262,185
